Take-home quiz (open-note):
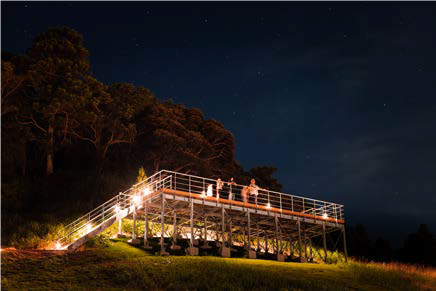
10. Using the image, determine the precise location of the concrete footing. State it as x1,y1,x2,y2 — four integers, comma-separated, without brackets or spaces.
220,246,231,257
248,250,257,259
160,250,170,256
277,254,285,262
128,238,141,245
186,247,199,256
170,245,182,250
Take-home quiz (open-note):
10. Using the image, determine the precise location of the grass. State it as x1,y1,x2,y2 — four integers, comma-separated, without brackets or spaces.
2,239,435,290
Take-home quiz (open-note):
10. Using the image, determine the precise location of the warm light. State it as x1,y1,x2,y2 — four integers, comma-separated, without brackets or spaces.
133,195,141,204
200,191,206,198
86,224,92,233
115,205,120,213
266,203,271,209
55,242,62,250
322,213,328,219
143,187,151,196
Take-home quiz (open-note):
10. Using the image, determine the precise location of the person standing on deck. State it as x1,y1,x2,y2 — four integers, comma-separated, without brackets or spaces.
227,177,237,200
216,178,223,200
248,179,263,205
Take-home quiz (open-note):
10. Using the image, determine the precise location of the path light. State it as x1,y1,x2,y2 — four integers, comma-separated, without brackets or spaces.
266,203,271,209
323,213,328,219
55,242,62,250
86,224,92,234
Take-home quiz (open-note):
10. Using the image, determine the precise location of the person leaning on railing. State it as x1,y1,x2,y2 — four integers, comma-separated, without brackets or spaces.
227,177,237,200
216,178,223,199
248,179,266,205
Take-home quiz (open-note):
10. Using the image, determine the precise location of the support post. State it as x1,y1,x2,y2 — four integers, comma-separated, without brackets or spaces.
204,216,208,244
247,211,251,250
229,221,233,247
132,207,137,240
173,211,177,244
160,195,168,254
275,216,284,261
190,200,194,247
342,225,348,263
220,205,230,257
128,206,140,244
309,237,313,262
256,223,260,252
265,231,268,254
323,222,328,263
143,201,151,248
117,217,124,237
297,220,303,262
186,199,198,256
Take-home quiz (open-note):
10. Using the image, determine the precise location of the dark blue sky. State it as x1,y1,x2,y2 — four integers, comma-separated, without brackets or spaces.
2,1,436,245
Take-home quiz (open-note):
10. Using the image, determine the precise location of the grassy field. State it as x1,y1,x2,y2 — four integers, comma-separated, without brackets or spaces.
1,239,435,290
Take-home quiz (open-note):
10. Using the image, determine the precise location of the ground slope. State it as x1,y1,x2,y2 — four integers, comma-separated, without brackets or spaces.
1,240,434,290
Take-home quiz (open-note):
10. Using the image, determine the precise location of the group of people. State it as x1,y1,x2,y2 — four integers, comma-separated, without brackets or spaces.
206,177,266,204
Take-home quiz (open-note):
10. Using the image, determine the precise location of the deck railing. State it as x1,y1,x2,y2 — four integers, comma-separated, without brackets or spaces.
157,170,344,221
57,170,344,249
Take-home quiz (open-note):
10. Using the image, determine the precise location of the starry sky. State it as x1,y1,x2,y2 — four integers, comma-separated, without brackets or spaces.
2,1,436,245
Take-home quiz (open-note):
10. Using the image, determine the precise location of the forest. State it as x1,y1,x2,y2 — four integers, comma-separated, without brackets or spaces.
1,27,434,266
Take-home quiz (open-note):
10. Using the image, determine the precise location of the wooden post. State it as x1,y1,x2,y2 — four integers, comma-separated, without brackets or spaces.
297,220,303,261
265,231,268,254
173,211,177,245
144,201,149,247
132,207,137,240
309,237,313,261
343,225,348,263
274,215,279,254
229,221,233,247
247,211,251,250
256,223,260,251
221,205,225,244
160,195,165,252
323,222,328,263
118,218,123,236
190,200,194,247
204,216,208,244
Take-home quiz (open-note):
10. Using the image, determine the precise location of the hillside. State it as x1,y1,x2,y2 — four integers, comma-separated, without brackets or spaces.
1,239,434,290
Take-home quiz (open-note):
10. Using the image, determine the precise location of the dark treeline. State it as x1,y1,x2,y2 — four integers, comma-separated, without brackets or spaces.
346,224,435,266
1,27,434,266
1,27,281,244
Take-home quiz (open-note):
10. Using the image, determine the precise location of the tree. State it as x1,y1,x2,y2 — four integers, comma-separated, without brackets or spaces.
71,82,154,172
136,101,237,178
1,60,25,117
21,27,98,175
402,224,436,265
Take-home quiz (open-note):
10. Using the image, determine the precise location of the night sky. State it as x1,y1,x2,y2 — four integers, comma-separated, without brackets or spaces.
2,1,436,245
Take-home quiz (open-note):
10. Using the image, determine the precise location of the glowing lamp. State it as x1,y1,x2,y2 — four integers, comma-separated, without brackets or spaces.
133,195,141,204
266,203,271,209
322,213,328,219
55,242,62,250
86,224,92,233
143,188,151,196
200,191,206,198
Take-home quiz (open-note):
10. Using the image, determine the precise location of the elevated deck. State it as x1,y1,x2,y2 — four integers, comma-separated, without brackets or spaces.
56,170,347,263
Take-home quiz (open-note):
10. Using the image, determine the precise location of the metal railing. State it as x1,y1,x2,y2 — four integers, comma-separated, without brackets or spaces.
158,170,344,222
56,173,172,249
56,170,344,249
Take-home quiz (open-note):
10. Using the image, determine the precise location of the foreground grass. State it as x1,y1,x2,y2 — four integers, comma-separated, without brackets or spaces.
2,240,435,290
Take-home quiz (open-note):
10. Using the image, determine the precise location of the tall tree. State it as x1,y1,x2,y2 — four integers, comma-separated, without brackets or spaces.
71,82,153,172
22,27,98,175
1,60,25,117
